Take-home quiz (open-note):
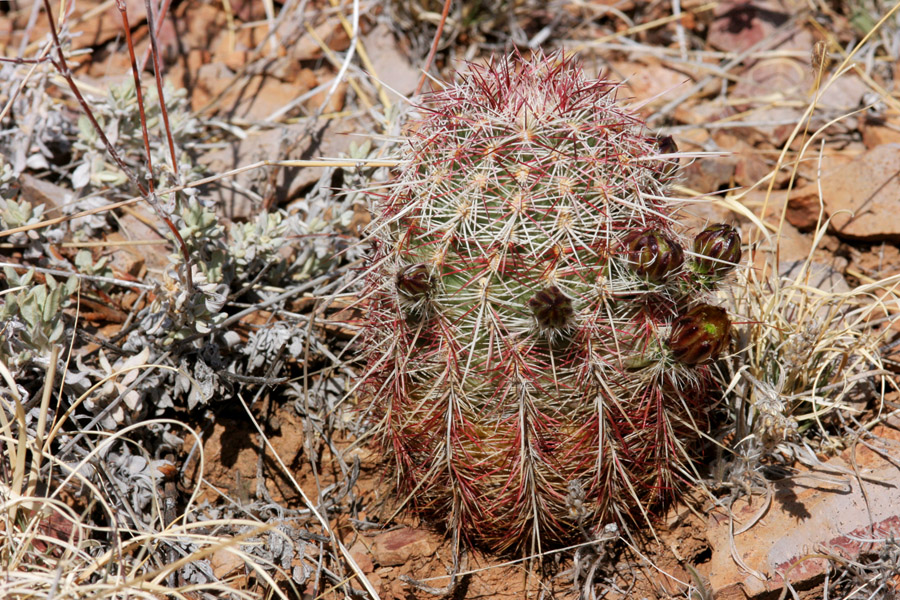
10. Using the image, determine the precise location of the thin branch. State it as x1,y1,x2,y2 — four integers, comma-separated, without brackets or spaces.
41,0,195,295
415,0,453,96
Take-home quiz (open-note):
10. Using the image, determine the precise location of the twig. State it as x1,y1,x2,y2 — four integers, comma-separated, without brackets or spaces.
415,0,453,96
0,261,155,290
40,0,195,295
138,0,174,73
671,0,688,60
143,0,180,177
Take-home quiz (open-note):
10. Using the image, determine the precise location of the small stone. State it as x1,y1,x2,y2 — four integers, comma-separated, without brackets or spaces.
755,221,812,265
105,233,147,278
348,541,375,573
362,23,420,98
679,155,736,195
779,260,849,295
284,20,350,61
198,118,360,218
370,528,440,567
68,0,146,51
785,184,823,231
816,74,868,112
713,132,768,187
210,548,245,578
731,58,806,103
613,58,687,107
309,79,348,114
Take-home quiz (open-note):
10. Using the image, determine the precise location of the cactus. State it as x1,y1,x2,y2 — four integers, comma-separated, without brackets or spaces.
361,51,740,552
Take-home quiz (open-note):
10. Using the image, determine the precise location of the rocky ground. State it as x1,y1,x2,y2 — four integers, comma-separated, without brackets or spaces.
2,1,900,599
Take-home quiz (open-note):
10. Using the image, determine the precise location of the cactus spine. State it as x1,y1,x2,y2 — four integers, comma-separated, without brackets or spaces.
362,52,739,552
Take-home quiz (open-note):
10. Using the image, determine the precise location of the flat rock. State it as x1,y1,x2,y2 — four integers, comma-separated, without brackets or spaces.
678,199,741,235
707,1,812,55
114,213,171,275
784,186,827,232
792,144,900,241
794,148,859,185
707,423,900,599
370,528,441,567
752,221,812,266
70,0,147,51
679,154,736,195
362,23,421,99
17,173,71,212
104,232,148,279
197,117,360,218
817,74,868,112
348,541,375,573
713,132,770,188
193,68,306,121
731,58,807,106
613,58,689,108
779,260,849,294
861,117,900,149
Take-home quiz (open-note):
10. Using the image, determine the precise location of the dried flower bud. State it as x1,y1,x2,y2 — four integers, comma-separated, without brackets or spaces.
528,285,574,330
397,263,432,298
692,224,742,278
656,135,679,178
621,229,684,283
667,304,731,365
811,40,829,76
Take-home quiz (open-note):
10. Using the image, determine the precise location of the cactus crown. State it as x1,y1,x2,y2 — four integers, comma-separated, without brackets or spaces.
362,51,739,552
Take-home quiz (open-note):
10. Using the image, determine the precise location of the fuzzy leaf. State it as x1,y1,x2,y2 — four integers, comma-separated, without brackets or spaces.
65,276,79,295
48,318,64,344
72,161,92,190
20,290,41,327
42,286,62,323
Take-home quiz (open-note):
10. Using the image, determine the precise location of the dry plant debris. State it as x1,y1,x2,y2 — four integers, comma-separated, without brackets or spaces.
1,1,899,599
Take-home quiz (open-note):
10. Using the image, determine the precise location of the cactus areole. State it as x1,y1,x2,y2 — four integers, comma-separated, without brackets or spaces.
361,52,739,552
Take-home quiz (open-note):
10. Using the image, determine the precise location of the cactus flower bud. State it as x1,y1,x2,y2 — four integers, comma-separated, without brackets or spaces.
528,285,574,330
656,135,679,179
396,263,432,298
692,224,742,278
621,229,684,283
667,304,731,365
